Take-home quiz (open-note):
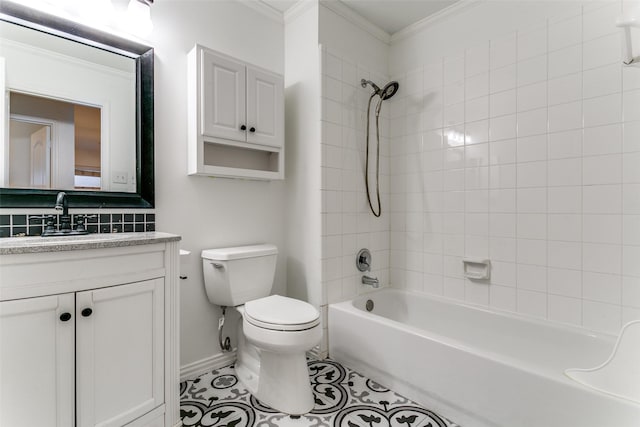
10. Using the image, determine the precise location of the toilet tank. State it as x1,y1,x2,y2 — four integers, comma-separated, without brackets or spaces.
201,244,278,307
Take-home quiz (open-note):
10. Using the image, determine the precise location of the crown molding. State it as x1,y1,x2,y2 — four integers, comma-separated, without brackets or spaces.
319,0,391,45
391,0,482,44
241,0,284,24
284,0,316,23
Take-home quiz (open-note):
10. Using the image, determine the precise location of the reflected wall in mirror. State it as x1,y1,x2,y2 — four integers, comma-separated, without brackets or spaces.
0,1,154,208
9,93,103,191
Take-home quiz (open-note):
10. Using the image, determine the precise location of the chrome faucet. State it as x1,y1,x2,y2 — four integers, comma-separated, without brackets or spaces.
362,275,379,288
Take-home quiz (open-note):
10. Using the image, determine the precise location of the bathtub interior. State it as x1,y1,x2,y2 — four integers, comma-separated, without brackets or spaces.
330,290,640,427
347,289,617,380
565,320,640,404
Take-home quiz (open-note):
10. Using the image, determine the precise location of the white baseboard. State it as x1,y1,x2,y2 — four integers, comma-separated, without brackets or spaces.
180,350,237,382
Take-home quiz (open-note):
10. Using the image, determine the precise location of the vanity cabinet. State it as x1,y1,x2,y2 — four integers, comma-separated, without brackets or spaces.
0,233,180,427
188,44,284,180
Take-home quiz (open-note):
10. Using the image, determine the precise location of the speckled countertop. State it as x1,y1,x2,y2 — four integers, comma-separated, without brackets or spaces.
0,232,181,255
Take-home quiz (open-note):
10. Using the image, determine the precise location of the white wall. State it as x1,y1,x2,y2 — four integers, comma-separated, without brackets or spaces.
284,2,322,309
149,0,286,368
386,0,640,335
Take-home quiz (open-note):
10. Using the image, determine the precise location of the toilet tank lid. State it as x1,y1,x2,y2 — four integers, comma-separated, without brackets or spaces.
201,244,277,260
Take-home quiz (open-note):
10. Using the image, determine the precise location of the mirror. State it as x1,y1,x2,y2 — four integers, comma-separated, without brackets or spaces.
0,2,154,208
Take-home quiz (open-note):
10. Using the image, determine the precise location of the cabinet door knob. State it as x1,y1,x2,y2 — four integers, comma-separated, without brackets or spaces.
81,308,93,317
60,312,72,322
240,125,247,131
249,127,256,132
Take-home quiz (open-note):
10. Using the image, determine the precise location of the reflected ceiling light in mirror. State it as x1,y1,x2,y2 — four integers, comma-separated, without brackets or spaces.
125,0,153,37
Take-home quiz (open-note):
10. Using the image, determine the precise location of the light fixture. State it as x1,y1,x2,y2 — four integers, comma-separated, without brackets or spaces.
126,0,154,37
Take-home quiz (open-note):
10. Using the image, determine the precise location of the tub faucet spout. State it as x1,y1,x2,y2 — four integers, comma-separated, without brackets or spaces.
362,275,379,288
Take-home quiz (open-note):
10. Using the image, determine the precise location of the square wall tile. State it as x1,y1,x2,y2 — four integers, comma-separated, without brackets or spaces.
466,42,490,77
490,33,517,69
518,25,547,61
548,15,581,51
549,45,581,79
518,55,547,86
583,300,621,334
548,129,582,160
548,73,582,106
548,294,582,326
583,33,622,70
583,64,622,99
584,124,622,156
490,64,517,93
517,289,547,318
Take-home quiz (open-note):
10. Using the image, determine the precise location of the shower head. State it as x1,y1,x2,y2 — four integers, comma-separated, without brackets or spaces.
361,79,399,100
380,81,399,100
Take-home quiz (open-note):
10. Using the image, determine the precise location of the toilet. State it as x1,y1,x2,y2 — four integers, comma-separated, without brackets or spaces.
201,244,321,415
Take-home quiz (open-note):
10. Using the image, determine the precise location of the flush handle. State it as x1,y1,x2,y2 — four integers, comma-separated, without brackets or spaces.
210,262,225,270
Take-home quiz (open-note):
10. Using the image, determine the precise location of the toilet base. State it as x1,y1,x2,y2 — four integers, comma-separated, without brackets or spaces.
234,328,315,415
255,350,315,415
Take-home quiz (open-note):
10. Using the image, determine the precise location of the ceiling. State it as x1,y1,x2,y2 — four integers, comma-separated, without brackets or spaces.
261,0,459,35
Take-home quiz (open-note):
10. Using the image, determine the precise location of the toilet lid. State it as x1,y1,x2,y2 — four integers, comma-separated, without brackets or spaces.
244,295,320,331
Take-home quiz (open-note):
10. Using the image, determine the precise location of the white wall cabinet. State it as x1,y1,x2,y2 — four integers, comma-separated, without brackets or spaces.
0,235,180,427
188,44,284,180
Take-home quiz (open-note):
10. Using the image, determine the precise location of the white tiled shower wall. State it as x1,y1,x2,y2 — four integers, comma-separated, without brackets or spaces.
387,1,640,334
321,47,391,305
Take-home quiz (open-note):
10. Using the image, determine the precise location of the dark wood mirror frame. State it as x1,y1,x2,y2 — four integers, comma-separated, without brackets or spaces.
0,2,154,209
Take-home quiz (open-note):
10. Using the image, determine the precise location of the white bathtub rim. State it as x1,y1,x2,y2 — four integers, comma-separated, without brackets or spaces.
329,288,630,401
340,286,617,342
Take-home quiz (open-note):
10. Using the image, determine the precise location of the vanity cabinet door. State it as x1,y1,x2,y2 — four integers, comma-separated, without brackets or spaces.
201,49,247,142
246,67,284,148
76,278,164,427
0,294,75,427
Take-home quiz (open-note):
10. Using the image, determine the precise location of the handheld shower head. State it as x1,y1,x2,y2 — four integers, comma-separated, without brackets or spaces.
380,81,399,100
361,79,399,101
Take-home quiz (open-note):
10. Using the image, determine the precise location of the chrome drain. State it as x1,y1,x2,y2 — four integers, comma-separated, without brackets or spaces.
365,299,374,312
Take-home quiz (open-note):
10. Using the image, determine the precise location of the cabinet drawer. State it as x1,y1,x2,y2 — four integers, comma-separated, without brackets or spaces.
0,244,166,300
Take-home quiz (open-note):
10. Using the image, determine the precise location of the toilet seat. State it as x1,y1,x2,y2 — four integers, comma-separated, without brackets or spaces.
244,295,320,331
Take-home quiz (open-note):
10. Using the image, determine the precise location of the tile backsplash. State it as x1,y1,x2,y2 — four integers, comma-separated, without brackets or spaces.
0,212,155,238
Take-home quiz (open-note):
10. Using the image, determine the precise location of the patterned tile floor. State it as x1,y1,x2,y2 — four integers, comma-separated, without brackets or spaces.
180,359,459,427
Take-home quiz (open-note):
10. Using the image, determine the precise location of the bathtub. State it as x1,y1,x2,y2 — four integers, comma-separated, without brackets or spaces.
328,288,640,427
